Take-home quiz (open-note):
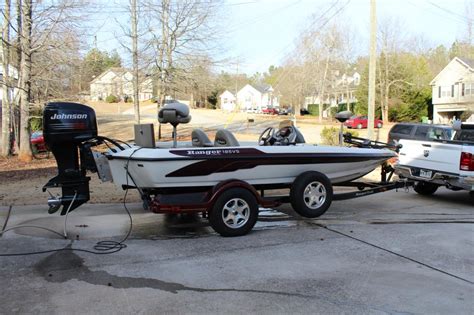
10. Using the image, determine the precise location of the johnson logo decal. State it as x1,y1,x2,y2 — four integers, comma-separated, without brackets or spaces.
423,150,430,157
50,113,87,120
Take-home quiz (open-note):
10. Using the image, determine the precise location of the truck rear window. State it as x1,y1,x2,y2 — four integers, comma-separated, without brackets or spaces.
391,125,413,135
455,130,474,141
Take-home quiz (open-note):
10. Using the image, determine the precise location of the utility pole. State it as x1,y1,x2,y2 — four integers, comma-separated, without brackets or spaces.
367,0,377,140
131,0,140,124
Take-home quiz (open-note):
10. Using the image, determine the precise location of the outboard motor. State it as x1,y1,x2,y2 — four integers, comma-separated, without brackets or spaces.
43,102,98,214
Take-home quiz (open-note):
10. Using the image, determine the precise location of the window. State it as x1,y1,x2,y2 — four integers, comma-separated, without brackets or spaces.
464,82,474,96
414,126,429,138
439,86,451,98
391,124,413,135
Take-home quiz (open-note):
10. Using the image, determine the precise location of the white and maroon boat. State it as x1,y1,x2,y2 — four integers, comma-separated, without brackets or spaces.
43,102,399,236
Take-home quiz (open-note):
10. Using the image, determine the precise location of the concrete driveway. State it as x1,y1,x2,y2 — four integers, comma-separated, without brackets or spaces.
0,188,472,314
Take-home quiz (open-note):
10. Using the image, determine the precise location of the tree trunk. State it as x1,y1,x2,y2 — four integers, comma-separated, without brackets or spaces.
18,0,32,162
384,85,389,123
131,0,140,124
318,57,330,123
1,0,12,157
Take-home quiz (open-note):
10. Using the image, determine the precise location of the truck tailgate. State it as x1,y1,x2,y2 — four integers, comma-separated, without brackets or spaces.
398,140,460,175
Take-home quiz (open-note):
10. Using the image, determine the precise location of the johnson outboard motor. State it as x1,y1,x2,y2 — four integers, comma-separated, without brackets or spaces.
43,102,99,214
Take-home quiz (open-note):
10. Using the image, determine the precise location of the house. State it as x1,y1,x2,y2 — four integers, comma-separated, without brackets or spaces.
236,84,279,112
90,68,134,101
430,57,474,123
304,71,360,115
0,64,18,105
139,78,153,101
219,90,236,111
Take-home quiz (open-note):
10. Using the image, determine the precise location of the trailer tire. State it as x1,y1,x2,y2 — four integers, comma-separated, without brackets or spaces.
209,188,258,237
290,171,333,218
414,181,439,195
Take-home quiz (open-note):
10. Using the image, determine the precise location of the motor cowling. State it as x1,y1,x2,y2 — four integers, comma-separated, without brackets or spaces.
43,102,98,215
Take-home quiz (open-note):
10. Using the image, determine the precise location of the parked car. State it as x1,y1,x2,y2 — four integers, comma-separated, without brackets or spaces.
278,108,289,115
31,131,47,152
344,115,383,129
262,107,279,115
300,108,310,116
387,123,453,145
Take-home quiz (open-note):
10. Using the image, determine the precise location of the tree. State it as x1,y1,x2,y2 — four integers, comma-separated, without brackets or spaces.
18,0,33,162
145,0,222,108
81,48,122,90
1,0,12,156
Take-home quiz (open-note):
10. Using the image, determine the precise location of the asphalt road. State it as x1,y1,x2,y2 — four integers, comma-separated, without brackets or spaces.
0,187,473,314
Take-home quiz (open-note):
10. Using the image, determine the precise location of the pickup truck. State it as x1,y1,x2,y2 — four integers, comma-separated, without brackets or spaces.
394,123,474,197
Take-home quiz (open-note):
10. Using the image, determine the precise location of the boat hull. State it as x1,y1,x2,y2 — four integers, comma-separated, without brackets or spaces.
107,145,396,190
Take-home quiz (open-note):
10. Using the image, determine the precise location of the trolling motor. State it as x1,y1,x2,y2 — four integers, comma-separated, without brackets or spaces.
42,102,99,215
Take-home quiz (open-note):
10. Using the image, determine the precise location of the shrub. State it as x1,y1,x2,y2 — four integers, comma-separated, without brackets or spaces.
29,117,43,132
29,105,44,131
307,104,319,116
105,95,119,103
321,126,359,146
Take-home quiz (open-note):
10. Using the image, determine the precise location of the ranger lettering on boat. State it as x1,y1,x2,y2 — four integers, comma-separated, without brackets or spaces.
186,149,240,156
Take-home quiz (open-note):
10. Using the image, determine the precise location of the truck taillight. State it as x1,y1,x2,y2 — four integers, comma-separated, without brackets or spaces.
460,152,474,171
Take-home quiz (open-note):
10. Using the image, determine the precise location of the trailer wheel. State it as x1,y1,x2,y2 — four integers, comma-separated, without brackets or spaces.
414,181,439,195
209,188,258,237
290,171,333,218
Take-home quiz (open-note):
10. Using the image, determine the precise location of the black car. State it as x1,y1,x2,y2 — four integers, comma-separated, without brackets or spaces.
387,123,453,145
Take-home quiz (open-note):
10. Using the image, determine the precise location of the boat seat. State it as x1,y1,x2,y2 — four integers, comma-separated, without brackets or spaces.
214,129,240,147
191,128,213,147
294,127,306,144
158,102,191,126
158,102,191,147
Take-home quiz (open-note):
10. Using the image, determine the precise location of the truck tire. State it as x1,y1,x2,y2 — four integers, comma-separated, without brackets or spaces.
209,188,258,237
290,171,333,218
414,181,439,195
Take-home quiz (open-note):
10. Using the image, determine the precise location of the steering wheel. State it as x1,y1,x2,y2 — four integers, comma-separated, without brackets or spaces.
258,127,276,146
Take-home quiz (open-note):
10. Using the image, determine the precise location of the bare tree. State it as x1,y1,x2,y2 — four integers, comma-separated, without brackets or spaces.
131,0,140,123
18,0,33,162
145,0,222,107
1,0,12,156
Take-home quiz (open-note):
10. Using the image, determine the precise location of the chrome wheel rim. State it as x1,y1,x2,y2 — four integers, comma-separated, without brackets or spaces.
303,181,326,209
222,198,250,229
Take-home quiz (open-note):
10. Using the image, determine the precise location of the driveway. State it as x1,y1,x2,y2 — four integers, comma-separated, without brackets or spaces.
0,188,472,314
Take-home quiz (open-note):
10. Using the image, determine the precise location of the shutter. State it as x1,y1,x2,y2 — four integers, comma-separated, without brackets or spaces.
462,83,465,96
438,86,441,98
451,85,454,97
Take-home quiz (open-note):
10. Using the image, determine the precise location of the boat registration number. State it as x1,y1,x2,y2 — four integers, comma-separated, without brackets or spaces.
419,169,432,179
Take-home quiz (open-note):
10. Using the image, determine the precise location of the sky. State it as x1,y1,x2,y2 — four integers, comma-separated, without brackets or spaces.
90,0,472,75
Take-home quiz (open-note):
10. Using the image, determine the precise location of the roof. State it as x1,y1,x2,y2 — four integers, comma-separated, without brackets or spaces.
90,67,131,84
458,57,474,69
252,83,272,93
429,57,474,85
